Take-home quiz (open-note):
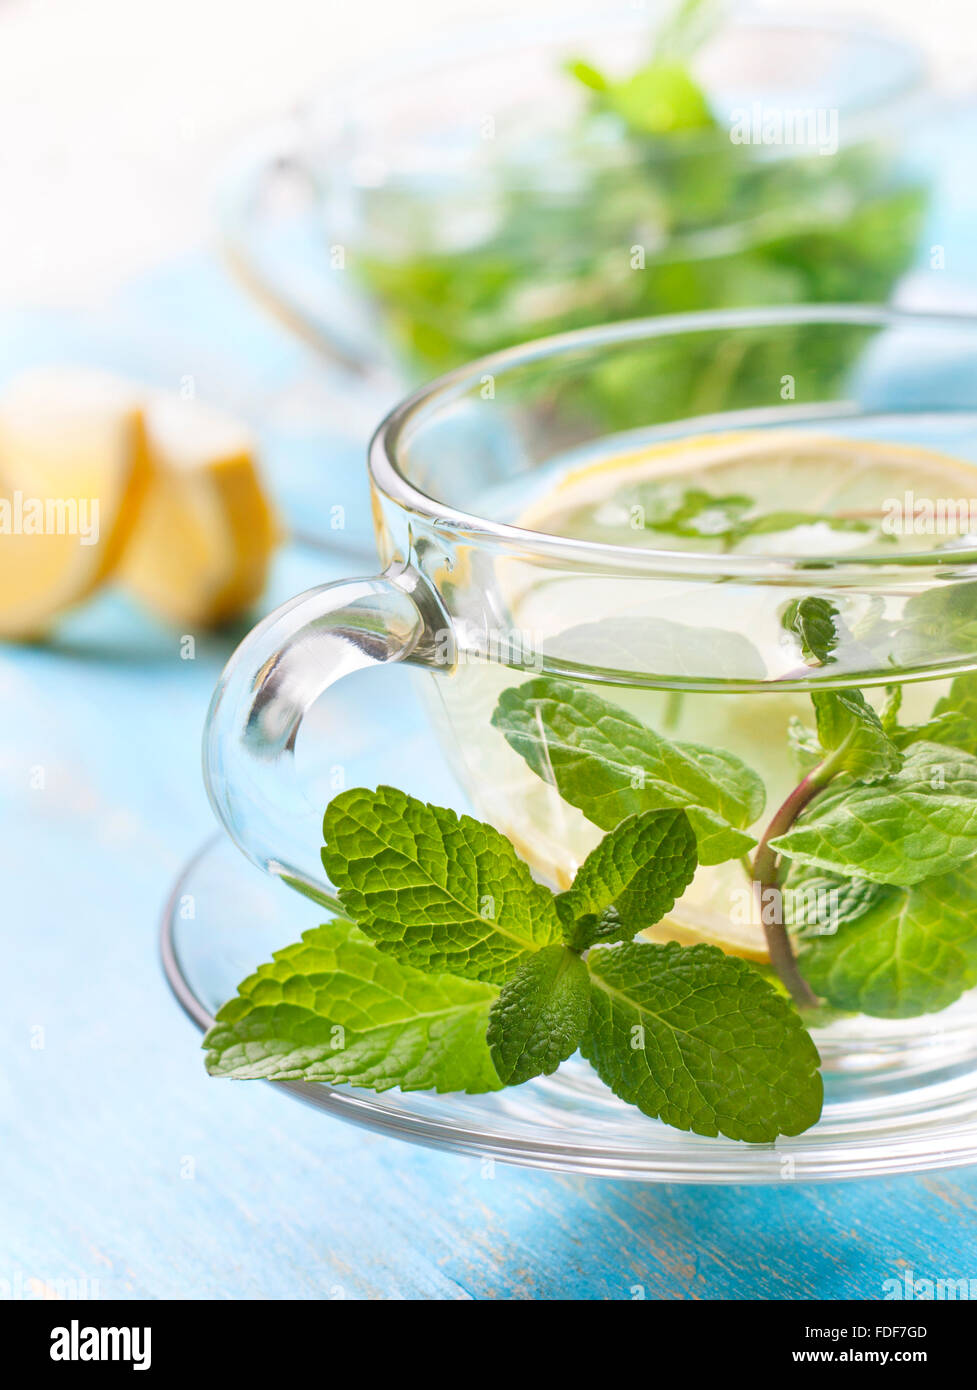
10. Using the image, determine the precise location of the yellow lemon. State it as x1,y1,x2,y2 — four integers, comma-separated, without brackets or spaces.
121,392,279,627
0,368,151,639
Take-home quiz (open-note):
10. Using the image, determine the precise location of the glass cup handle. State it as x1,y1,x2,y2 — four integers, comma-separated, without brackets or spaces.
217,122,380,376
203,563,451,892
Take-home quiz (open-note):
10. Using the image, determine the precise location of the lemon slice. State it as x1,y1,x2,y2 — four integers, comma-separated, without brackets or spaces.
120,393,279,627
0,369,151,639
517,428,977,556
484,428,977,961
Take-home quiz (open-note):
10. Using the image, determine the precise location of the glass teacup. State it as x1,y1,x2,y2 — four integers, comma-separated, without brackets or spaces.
205,306,977,1087
220,13,928,377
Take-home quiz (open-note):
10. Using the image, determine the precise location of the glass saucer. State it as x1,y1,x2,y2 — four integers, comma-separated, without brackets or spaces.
162,833,977,1184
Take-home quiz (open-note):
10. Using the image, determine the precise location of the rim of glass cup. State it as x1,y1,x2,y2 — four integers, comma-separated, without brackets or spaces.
369,304,977,583
308,9,926,188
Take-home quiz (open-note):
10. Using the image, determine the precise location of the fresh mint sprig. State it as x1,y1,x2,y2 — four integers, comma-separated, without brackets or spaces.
206,788,824,1142
554,807,697,950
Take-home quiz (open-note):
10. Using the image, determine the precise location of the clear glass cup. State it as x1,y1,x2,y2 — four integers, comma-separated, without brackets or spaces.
219,13,929,377
205,305,977,1091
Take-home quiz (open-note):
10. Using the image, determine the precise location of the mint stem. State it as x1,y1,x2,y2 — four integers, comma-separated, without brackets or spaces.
751,760,837,1009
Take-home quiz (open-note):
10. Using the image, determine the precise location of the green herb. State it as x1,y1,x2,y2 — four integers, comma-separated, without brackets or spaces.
352,2,926,417
578,59,715,135
809,689,901,782
781,862,896,938
203,918,502,1092
782,595,844,666
207,787,824,1142
487,945,591,1084
894,582,977,667
554,808,697,950
633,485,753,539
494,634,977,1019
582,941,822,1141
890,672,977,757
491,676,764,864
320,784,561,983
799,872,977,1018
207,615,977,1137
635,487,876,551
769,742,977,887
787,716,822,773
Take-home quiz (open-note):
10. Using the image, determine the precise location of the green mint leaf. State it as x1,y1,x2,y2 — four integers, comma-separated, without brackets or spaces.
799,872,977,1017
565,58,608,93
737,512,875,543
770,742,977,886
632,487,874,551
893,672,977,757
787,716,822,773
781,862,896,939
486,944,591,1084
782,596,842,666
895,581,977,667
204,919,502,1092
894,709,977,757
582,942,823,1141
811,689,902,782
934,671,977,728
637,484,754,538
321,786,561,983
883,674,977,756
492,678,764,865
555,809,697,949
900,581,977,667
597,60,715,135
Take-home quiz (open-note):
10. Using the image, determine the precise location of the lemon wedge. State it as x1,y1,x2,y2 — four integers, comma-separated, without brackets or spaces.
0,369,151,639
121,393,279,627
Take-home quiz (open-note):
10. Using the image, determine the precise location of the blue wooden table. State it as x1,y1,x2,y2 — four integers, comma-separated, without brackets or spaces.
6,110,977,1296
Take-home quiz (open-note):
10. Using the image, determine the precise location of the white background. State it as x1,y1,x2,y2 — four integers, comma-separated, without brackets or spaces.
0,0,974,306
